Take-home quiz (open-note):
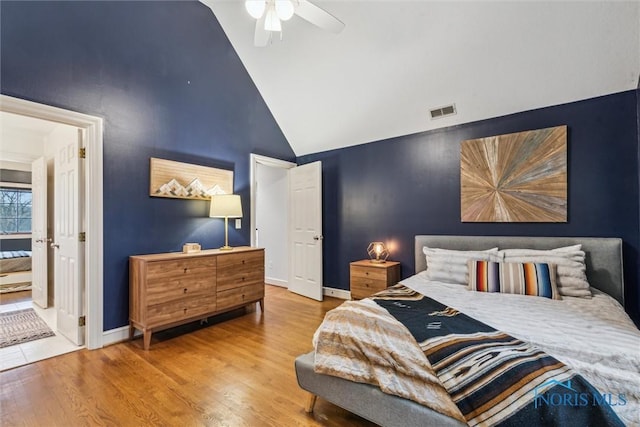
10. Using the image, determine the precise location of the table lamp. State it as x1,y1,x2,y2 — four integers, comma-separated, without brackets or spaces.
209,194,243,250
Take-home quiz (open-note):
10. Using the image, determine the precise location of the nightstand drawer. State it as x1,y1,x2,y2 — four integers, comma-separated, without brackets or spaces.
350,278,388,300
350,265,388,281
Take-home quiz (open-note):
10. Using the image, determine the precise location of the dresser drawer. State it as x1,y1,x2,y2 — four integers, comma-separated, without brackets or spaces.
146,257,216,281
217,284,264,311
146,277,215,306
146,295,216,327
217,251,264,291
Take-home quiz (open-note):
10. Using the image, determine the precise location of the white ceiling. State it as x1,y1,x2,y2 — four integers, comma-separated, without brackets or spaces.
204,1,640,156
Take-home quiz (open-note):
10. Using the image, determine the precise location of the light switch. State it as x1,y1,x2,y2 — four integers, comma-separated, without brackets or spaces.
235,219,241,229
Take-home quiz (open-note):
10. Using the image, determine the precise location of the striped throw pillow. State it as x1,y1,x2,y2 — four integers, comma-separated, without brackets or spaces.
467,260,561,300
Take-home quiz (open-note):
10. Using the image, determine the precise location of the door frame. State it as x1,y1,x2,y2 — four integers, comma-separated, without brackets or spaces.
0,94,104,350
249,154,296,248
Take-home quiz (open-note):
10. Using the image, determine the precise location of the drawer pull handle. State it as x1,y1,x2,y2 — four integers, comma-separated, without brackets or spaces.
183,288,188,294
365,272,369,275
183,308,187,314
242,260,245,264
242,276,245,281
183,268,188,273
242,294,245,300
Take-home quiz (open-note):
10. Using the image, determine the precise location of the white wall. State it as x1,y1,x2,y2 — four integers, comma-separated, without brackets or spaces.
256,163,288,286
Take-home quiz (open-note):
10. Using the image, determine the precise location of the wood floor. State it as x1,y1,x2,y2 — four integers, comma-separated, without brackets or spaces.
0,285,376,427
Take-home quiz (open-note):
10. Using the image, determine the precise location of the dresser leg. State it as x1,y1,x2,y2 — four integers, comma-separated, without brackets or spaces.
143,330,152,350
128,324,135,340
258,298,264,312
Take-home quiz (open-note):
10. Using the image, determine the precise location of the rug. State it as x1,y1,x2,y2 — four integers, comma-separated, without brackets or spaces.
0,308,55,348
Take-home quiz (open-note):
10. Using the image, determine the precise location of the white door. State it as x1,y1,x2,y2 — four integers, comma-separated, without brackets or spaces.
31,157,48,308
52,129,84,345
288,161,323,301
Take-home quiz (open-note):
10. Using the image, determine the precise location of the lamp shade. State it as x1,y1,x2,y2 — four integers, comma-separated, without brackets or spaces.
209,194,243,218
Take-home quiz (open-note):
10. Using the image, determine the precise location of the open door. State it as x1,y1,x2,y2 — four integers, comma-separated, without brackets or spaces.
288,161,323,301
31,156,48,308
52,129,85,346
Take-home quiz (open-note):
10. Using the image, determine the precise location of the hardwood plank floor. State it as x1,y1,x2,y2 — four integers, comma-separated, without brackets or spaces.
0,285,377,427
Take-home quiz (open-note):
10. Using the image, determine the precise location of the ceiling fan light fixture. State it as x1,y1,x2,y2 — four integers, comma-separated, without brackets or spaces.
245,0,266,19
275,0,295,21
264,6,282,32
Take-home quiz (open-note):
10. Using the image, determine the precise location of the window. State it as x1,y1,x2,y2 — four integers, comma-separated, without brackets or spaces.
0,187,32,234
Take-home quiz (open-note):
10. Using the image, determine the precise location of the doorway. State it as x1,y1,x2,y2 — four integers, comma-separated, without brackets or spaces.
250,155,324,301
0,95,104,353
250,154,295,288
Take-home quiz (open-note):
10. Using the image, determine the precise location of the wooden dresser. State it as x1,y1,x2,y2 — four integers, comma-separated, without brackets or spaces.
349,259,401,300
129,247,264,350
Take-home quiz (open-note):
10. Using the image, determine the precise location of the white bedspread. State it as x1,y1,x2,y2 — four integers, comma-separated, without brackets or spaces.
402,272,640,427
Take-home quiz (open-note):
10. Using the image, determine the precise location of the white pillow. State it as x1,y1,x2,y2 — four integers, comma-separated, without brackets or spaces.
499,245,591,298
423,246,502,285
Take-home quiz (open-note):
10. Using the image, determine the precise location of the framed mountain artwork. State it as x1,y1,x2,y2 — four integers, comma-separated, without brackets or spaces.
149,158,233,200
460,125,567,222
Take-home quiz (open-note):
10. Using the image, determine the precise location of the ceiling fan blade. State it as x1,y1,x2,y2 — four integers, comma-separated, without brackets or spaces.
254,14,271,47
294,0,345,34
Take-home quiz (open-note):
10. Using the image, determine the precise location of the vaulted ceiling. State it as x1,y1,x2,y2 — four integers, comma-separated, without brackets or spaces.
204,1,639,156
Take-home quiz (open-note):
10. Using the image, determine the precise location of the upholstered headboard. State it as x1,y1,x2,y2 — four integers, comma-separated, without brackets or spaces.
414,235,624,305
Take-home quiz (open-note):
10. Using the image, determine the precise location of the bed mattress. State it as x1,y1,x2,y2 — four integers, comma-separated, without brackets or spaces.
0,250,32,273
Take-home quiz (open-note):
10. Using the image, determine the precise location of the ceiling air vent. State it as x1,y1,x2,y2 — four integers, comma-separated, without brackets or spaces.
429,104,457,120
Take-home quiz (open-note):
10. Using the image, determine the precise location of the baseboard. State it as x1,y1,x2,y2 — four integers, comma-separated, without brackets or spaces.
323,286,351,299
265,277,288,288
102,325,140,347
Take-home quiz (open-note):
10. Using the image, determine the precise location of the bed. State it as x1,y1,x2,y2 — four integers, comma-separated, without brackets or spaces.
295,236,639,427
0,250,33,293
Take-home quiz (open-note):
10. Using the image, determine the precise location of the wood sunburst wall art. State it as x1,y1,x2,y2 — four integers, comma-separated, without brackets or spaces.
460,125,567,222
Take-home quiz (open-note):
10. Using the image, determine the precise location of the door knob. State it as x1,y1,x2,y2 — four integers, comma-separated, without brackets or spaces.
313,235,324,241
50,243,60,249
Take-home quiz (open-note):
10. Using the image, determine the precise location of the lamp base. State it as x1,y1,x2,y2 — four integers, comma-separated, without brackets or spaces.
369,259,386,264
219,245,234,251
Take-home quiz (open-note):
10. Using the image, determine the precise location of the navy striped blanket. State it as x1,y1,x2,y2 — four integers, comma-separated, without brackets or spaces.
373,285,625,427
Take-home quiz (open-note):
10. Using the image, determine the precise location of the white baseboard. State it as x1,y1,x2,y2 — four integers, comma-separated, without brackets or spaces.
265,277,288,288
323,286,351,300
102,325,140,347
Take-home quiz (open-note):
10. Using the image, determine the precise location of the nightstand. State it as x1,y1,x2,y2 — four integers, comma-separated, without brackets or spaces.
350,260,401,300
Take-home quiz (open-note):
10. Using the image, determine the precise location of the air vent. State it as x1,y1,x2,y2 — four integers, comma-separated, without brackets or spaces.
429,104,457,120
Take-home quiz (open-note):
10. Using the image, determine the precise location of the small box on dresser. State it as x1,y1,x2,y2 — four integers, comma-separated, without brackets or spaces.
129,247,264,350
350,259,401,300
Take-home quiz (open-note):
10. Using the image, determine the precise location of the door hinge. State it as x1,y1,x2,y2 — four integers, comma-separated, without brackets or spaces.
79,232,86,242
79,147,86,159
78,316,86,327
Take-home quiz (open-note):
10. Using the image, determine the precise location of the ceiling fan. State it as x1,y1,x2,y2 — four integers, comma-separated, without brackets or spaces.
245,0,345,47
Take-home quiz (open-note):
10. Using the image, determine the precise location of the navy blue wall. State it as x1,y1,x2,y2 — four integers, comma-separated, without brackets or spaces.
1,1,295,330
299,91,640,323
